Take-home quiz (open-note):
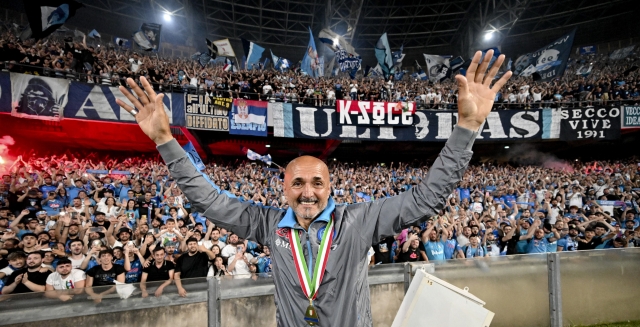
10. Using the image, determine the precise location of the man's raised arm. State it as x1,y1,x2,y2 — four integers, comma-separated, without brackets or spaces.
115,77,276,244
354,50,512,246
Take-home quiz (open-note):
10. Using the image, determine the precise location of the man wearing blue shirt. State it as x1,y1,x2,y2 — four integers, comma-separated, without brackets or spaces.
524,221,560,254
42,192,63,216
457,182,471,202
556,226,580,252
39,177,58,199
66,180,87,200
422,220,448,261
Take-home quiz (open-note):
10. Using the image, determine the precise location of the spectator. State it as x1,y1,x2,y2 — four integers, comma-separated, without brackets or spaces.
3,251,51,294
174,237,215,297
44,257,86,292
227,242,257,275
85,249,125,302
140,246,174,298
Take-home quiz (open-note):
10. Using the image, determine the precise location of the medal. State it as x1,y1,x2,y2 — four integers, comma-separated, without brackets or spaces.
289,215,334,326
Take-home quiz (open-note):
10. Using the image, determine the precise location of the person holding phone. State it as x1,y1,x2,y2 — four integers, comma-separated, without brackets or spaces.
227,243,257,276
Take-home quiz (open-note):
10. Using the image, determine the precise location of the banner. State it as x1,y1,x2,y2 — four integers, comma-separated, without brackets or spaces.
185,95,231,131
132,23,161,51
609,46,635,60
423,54,450,82
213,38,236,57
622,106,640,129
559,107,621,140
336,100,415,126
578,46,596,55
10,73,68,121
272,103,545,142
229,99,267,137
63,82,185,126
514,29,576,81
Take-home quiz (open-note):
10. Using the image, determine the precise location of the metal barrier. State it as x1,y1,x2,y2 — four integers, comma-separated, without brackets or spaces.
1,249,639,327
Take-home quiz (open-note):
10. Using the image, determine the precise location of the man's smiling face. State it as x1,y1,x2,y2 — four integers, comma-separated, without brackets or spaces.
284,156,331,224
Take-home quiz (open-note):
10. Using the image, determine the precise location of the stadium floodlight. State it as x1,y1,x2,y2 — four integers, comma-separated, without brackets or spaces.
265,144,271,148
164,13,172,22
504,145,510,149
484,31,494,41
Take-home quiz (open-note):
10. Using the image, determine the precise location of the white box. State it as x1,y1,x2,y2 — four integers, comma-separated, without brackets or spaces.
392,268,495,327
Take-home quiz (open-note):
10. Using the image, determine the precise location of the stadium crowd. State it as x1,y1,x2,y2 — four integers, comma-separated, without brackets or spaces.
0,148,639,299
1,31,639,109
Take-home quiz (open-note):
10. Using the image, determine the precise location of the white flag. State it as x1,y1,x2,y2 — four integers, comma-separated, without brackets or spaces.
213,39,236,57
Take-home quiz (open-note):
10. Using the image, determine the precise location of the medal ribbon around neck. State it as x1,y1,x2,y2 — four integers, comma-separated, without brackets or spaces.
289,215,334,302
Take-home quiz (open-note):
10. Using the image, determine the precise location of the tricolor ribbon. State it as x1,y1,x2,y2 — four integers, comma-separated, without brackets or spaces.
289,216,334,301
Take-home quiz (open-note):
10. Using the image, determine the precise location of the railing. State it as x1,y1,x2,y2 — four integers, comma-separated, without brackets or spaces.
1,249,639,327
3,61,638,111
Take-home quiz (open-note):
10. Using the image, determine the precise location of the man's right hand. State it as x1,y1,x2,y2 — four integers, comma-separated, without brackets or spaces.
178,287,187,297
116,77,173,145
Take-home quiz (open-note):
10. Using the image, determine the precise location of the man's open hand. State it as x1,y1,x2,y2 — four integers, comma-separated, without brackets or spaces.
455,50,512,131
116,77,173,145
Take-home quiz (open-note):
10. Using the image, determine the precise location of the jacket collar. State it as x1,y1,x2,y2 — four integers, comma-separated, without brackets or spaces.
277,197,335,229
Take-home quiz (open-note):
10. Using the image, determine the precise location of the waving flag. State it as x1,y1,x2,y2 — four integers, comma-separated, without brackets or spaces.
132,23,162,51
374,33,394,78
423,54,451,82
414,61,427,80
23,0,83,40
242,147,272,165
513,29,576,81
270,50,281,69
88,29,100,38
242,38,265,70
301,27,320,78
318,28,361,79
392,45,405,70
206,38,218,59
318,28,358,56
212,38,236,57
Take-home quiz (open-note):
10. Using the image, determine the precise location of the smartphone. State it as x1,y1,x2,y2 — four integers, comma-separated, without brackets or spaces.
89,227,102,233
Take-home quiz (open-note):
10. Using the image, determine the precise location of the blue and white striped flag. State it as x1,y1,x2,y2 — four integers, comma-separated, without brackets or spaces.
242,147,272,165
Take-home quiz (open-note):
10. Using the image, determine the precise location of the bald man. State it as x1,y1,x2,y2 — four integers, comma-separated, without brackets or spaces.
117,50,512,327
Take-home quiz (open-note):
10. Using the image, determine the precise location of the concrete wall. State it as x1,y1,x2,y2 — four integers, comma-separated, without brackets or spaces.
3,283,404,327
219,283,404,327
5,303,207,327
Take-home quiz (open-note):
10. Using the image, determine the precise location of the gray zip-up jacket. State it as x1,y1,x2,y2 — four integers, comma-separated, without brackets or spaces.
157,125,477,327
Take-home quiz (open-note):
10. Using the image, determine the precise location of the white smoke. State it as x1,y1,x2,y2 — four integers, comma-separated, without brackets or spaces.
0,135,15,156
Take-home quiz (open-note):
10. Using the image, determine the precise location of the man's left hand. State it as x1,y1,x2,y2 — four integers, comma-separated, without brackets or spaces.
455,50,512,131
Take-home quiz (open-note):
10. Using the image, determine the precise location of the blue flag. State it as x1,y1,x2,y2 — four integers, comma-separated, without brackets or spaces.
242,38,265,70
394,70,405,80
25,0,84,40
514,29,576,81
301,27,320,78
88,29,100,38
392,45,405,70
414,61,427,80
270,50,281,70
374,33,394,78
